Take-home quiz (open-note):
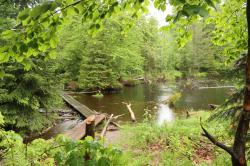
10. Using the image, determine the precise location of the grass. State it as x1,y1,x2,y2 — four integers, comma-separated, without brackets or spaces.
114,111,235,166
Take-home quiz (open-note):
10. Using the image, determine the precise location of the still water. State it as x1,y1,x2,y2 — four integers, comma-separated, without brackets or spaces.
73,84,231,124
40,83,231,140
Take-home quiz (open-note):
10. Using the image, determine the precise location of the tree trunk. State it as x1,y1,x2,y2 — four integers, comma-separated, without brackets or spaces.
85,115,96,139
231,1,250,165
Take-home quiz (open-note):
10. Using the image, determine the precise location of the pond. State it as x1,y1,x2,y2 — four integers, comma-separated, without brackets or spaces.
73,83,232,125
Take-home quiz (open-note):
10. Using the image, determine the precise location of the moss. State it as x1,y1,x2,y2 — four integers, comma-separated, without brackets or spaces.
91,92,104,98
164,92,182,107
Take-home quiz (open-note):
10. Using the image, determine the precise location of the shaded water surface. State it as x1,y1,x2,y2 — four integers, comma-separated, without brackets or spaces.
41,83,231,140
73,84,231,124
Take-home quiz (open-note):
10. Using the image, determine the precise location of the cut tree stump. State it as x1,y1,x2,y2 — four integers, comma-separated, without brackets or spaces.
63,114,105,140
85,115,96,138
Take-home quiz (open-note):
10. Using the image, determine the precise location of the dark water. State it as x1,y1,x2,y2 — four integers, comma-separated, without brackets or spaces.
73,84,231,124
41,83,231,139
177,87,231,110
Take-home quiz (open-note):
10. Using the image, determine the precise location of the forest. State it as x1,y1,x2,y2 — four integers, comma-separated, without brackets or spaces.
0,0,249,165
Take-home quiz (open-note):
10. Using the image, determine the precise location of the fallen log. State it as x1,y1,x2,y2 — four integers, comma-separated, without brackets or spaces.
100,114,113,138
122,102,136,122
199,86,234,89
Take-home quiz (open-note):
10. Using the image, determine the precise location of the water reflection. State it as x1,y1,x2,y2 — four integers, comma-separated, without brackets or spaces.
41,84,230,139
41,120,78,139
73,84,229,123
157,104,175,125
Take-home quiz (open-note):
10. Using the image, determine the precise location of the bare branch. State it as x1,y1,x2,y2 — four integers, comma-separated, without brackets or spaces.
200,119,236,158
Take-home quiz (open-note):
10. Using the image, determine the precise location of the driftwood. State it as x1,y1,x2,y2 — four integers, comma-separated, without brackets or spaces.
122,102,136,122
113,114,125,120
110,121,122,128
100,114,113,138
198,86,234,89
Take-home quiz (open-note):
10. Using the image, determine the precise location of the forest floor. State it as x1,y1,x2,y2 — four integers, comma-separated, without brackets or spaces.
105,111,234,166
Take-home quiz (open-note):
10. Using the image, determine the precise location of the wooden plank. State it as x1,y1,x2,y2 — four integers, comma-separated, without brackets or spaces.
63,114,106,140
60,92,94,117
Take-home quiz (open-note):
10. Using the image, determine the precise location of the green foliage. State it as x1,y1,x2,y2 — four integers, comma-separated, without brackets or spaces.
0,112,123,166
0,0,150,68
1,133,123,165
0,58,62,132
92,92,104,98
207,0,247,62
167,92,182,107
119,111,234,165
59,14,169,90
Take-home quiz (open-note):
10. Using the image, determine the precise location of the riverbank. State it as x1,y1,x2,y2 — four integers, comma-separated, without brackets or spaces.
107,111,237,165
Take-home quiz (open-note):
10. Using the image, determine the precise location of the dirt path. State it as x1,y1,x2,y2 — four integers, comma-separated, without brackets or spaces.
104,130,121,145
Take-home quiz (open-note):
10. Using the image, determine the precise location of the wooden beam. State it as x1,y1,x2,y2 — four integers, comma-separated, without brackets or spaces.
60,92,95,117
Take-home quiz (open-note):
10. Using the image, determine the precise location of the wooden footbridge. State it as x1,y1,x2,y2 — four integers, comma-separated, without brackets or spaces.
60,92,106,140
61,91,95,117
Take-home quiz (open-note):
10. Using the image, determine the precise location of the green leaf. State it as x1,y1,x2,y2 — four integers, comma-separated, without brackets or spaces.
169,0,185,6
96,23,100,29
0,70,5,79
0,52,10,63
49,50,57,59
97,157,110,166
198,6,209,17
18,9,30,20
24,63,32,71
49,38,58,49
205,0,216,9
30,2,57,19
165,15,173,22
16,56,24,63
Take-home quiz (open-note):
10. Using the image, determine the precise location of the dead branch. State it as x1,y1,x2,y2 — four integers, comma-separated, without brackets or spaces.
200,119,236,158
122,102,136,122
100,114,113,138
110,121,122,128
113,114,125,120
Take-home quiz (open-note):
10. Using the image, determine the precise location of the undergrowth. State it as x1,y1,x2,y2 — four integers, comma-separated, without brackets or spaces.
117,111,237,166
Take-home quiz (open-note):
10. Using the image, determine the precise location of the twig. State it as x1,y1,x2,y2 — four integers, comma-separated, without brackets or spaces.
110,121,122,128
113,114,125,120
100,114,113,138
